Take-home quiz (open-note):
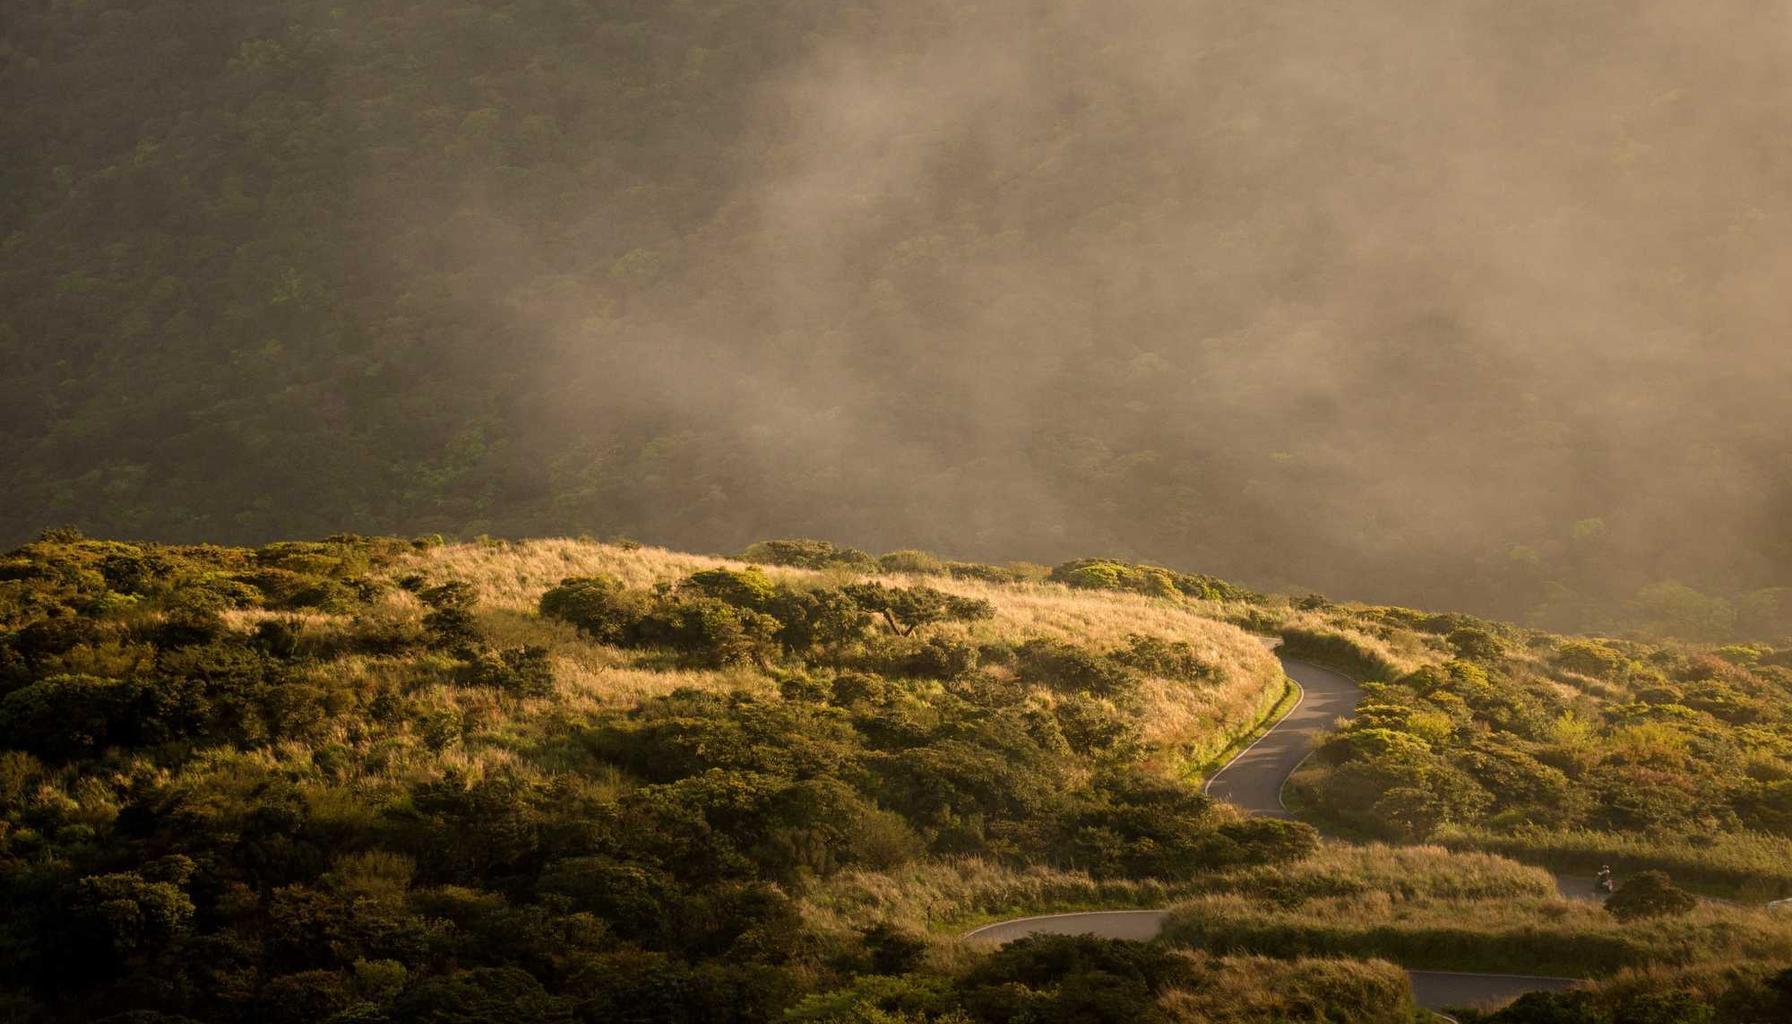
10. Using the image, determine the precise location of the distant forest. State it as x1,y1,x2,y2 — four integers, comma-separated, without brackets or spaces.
5,0,1790,640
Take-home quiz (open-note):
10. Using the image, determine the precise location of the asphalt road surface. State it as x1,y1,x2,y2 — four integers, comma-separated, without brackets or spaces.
961,655,1590,1013
1408,970,1580,1010
1203,656,1361,816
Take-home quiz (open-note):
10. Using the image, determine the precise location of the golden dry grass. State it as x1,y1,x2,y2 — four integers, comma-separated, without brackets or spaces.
1179,842,1561,902
1161,842,1792,977
392,539,1286,760
1281,607,1442,677
800,856,1195,939
394,538,780,607
1158,952,1414,1024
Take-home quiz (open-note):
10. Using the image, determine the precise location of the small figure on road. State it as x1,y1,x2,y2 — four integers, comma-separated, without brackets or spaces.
1596,864,1615,894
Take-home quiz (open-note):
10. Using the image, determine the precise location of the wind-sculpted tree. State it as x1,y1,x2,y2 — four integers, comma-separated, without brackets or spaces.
843,582,993,637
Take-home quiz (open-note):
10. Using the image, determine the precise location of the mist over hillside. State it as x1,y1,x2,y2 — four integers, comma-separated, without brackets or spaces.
4,0,1790,635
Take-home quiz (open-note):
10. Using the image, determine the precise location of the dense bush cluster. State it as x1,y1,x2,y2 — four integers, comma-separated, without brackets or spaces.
539,567,994,670
1287,612,1792,853
739,540,880,573
1048,560,1255,604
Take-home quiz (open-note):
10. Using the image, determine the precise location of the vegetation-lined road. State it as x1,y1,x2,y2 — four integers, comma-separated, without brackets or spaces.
1203,657,1361,816
965,654,1587,1012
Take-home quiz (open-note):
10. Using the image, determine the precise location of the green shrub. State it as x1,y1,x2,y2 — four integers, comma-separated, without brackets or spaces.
678,567,779,609
538,857,677,944
1048,559,1252,602
876,635,979,679
860,922,929,975
63,870,194,969
957,934,1191,1022
1278,626,1402,682
97,551,175,595
1447,626,1508,661
878,550,944,574
597,690,859,783
1555,639,1627,679
945,561,1038,584
459,646,556,697
0,674,140,759
1015,639,1138,697
637,596,781,667
1112,634,1213,682
539,574,649,644
1604,870,1697,922
285,578,362,612
764,586,872,653
740,539,878,571
391,967,572,1024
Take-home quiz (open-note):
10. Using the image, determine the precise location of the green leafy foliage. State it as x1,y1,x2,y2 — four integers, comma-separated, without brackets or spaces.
842,583,994,638
740,540,879,573
1291,602,1792,871
1049,560,1253,603
543,570,1001,671
538,574,648,644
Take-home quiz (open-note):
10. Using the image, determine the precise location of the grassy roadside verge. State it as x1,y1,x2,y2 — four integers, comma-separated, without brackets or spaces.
1186,674,1302,783
1157,895,1792,978
796,859,1203,940
1435,827,1792,902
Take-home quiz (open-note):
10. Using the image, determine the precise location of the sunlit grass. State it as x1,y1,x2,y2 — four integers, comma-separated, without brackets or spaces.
1160,842,1792,977
396,538,1286,768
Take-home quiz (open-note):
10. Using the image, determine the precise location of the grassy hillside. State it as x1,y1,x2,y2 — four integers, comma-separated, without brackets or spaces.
0,531,1326,1022
6,531,1792,1021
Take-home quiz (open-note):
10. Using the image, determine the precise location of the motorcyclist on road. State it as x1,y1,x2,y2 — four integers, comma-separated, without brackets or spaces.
1596,865,1615,894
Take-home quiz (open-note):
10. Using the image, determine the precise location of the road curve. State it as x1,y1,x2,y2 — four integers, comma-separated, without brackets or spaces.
1407,971,1579,1010
963,910,1168,945
1204,657,1360,816
961,654,1589,1012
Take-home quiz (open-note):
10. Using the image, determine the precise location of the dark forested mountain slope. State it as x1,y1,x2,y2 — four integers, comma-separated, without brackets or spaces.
5,0,1791,637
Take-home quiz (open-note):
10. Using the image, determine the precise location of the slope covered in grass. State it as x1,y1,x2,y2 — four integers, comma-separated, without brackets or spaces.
6,530,1792,1021
0,531,1305,1022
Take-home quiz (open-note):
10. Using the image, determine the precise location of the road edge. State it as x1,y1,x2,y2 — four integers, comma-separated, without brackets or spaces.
1196,674,1304,791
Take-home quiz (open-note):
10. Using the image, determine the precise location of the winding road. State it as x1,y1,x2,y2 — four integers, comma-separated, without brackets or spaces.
1202,656,1361,816
963,654,1582,1013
